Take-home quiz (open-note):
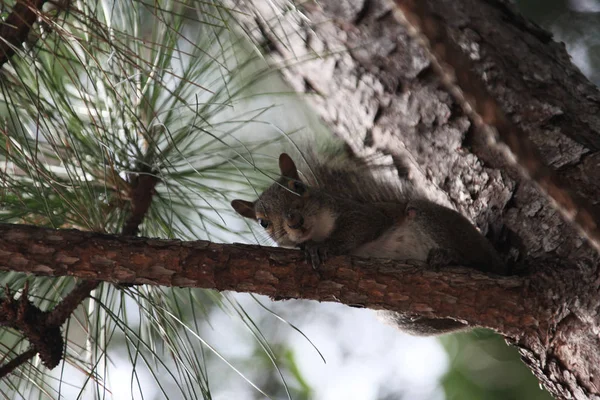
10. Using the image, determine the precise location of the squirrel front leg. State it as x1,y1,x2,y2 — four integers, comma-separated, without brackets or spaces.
302,205,393,269
301,239,346,269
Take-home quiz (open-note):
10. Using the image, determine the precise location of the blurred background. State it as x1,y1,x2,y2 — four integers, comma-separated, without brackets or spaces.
0,0,597,399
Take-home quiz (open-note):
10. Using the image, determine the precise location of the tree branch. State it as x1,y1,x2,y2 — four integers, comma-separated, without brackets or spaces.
0,222,556,340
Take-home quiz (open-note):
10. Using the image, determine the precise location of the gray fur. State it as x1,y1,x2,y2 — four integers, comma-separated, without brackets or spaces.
232,151,508,335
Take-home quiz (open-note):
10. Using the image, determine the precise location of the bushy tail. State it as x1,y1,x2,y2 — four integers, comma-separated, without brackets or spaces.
291,146,424,203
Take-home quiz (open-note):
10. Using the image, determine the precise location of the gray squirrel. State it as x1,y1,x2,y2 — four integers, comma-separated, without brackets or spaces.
231,152,507,335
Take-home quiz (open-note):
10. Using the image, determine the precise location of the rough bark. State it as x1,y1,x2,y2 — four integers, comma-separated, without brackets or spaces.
394,0,600,254
0,222,565,340
233,0,600,399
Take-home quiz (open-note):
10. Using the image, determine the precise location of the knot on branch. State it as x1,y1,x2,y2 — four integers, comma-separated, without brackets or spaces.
0,282,63,369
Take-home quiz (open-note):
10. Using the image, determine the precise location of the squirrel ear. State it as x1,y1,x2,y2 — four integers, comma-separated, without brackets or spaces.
231,200,256,219
279,153,300,180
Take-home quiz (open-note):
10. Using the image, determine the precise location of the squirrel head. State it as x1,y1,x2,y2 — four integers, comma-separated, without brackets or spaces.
231,153,336,247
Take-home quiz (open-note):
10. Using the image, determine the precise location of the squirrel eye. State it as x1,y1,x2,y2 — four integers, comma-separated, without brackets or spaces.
257,218,269,228
293,181,305,194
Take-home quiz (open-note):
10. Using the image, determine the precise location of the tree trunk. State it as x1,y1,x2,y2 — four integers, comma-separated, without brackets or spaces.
231,0,600,399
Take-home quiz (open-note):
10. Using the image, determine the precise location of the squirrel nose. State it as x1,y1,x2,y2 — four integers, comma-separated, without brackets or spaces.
286,212,304,229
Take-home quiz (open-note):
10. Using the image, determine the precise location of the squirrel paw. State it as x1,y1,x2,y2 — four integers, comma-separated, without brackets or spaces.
302,242,328,270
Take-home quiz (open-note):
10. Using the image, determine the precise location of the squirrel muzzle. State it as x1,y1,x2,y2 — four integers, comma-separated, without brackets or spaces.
285,212,304,230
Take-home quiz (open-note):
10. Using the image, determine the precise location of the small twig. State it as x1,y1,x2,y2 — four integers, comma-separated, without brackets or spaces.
121,171,160,237
0,348,36,377
0,0,47,67
45,280,100,327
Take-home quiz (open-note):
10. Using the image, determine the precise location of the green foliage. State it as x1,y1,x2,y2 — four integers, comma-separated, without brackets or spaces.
0,0,308,398
442,330,553,400
0,0,280,238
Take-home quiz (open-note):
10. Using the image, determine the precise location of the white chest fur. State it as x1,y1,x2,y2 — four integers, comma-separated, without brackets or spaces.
353,220,435,261
308,209,337,242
